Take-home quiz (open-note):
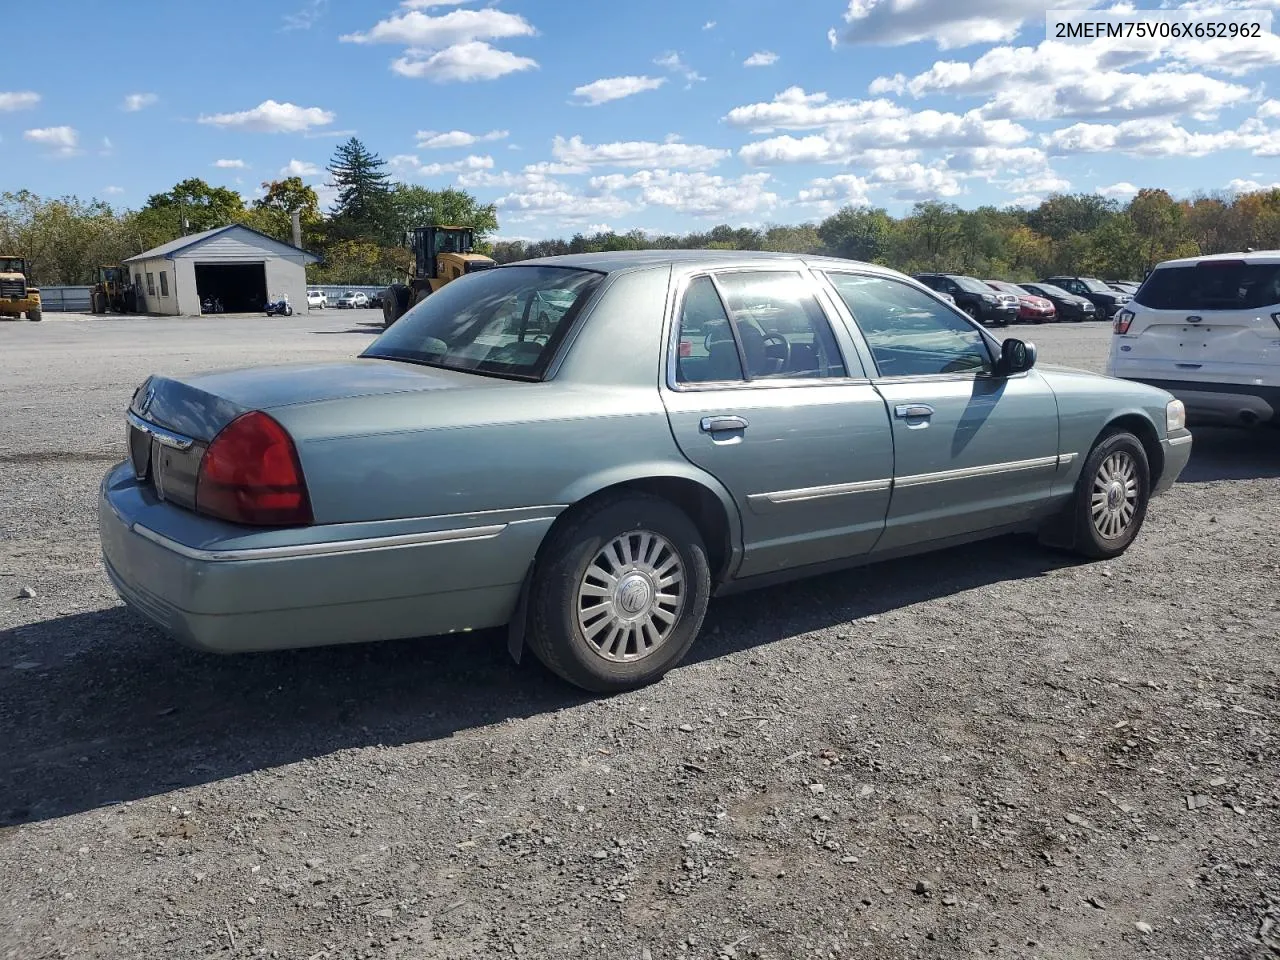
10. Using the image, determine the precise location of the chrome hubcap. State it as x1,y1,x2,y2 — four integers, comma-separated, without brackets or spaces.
577,531,685,663
1091,451,1139,539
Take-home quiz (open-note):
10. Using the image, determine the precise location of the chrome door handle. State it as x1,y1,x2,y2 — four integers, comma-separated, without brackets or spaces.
700,415,749,433
894,404,934,419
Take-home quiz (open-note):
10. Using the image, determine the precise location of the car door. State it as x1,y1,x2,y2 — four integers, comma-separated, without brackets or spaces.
821,271,1063,552
662,269,894,579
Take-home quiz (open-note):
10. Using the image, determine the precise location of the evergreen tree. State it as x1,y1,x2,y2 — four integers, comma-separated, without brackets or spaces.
326,137,392,242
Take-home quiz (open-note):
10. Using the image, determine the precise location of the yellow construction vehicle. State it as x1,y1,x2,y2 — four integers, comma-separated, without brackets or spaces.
0,255,42,322
90,265,137,314
382,225,495,327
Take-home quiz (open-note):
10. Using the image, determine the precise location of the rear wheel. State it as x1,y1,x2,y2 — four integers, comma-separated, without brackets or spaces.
383,283,411,328
1070,431,1150,559
27,308,41,322
526,493,711,693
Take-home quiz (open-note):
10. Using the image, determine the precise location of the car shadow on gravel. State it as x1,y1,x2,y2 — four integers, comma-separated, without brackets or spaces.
0,535,1072,827
1177,426,1280,482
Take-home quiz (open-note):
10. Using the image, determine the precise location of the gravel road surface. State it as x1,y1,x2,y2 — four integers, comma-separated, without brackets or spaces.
1,314,1277,960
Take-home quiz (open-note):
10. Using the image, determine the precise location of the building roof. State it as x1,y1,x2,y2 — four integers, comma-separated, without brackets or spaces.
125,223,320,263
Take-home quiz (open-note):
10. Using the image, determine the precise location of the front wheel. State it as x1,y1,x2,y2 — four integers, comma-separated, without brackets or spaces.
1070,431,1151,559
527,494,712,693
284,305,293,317
28,308,42,322
962,303,987,326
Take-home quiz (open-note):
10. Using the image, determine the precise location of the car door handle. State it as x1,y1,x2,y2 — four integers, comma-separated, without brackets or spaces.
700,415,749,433
894,404,934,419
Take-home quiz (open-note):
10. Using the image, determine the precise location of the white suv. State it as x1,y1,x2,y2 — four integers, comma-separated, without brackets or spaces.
306,290,327,310
1107,252,1280,427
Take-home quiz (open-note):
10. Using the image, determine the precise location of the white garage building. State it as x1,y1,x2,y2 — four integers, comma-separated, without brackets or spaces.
125,224,320,316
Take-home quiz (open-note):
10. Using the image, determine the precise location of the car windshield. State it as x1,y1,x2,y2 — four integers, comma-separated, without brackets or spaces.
1027,283,1071,298
0,257,25,273
986,281,1022,295
1135,262,1280,311
1080,278,1113,293
950,275,992,294
363,265,602,380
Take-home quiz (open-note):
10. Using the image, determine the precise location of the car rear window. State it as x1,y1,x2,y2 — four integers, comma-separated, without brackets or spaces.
1135,262,1280,311
362,266,602,380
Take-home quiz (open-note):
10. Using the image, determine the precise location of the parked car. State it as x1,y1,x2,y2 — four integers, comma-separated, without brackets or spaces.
306,290,327,310
986,280,1056,323
1108,251,1280,427
937,291,956,306
1107,280,1141,296
367,291,384,309
336,291,369,309
1018,282,1097,322
914,273,1019,327
101,252,1191,693
1042,276,1131,318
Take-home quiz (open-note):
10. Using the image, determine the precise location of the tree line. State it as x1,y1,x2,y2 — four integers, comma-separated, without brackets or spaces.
3,135,1278,288
493,188,1280,281
0,137,497,286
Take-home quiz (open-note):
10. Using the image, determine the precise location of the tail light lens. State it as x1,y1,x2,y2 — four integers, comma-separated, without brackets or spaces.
196,411,312,526
1114,309,1135,334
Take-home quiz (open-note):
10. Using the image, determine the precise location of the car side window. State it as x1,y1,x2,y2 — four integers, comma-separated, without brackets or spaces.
674,276,744,384
825,273,993,378
1062,280,1083,294
713,271,848,380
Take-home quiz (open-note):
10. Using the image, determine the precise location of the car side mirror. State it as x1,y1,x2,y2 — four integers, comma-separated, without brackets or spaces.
998,338,1036,375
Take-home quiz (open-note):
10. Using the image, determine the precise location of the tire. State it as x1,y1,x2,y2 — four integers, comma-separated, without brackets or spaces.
526,493,712,693
383,283,411,328
284,305,293,317
961,303,986,326
28,308,42,322
1068,431,1151,560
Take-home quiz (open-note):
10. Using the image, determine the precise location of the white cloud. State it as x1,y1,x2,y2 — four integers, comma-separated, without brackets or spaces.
121,92,158,112
401,0,480,7
583,223,613,234
199,100,335,133
103,185,124,195
572,75,666,105
587,170,780,217
1097,181,1139,198
0,91,40,111
214,158,248,169
496,183,637,222
830,0,1063,50
23,126,79,155
415,128,508,148
1043,117,1276,157
282,0,327,30
1003,172,1070,194
280,159,321,177
877,42,1253,121
392,41,537,81
552,134,729,169
100,136,114,156
797,174,872,208
868,161,964,199
1259,99,1280,120
743,51,779,67
1009,194,1043,209
390,153,495,177
1227,177,1280,193
946,145,1049,175
739,108,1029,165
703,20,716,30
341,7,534,46
724,87,907,133
654,51,705,87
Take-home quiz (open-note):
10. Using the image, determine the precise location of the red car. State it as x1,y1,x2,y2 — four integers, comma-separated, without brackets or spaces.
987,280,1056,323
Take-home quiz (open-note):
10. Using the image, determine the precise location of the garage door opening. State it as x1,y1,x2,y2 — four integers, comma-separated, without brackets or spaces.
195,263,267,313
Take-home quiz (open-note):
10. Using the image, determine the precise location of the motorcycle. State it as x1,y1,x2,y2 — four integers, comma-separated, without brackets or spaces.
201,296,224,314
265,295,293,317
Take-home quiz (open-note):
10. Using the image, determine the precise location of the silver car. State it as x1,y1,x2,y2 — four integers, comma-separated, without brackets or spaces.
101,252,1192,692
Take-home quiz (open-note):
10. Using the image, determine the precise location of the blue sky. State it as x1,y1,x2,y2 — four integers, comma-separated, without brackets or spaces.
5,0,1280,239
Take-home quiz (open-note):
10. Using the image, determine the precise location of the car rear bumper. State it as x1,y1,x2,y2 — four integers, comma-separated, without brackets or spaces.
1125,378,1279,426
99,463,553,654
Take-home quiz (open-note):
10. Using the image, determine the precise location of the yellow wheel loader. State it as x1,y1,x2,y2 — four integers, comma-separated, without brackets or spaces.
382,225,495,328
90,265,137,314
0,255,42,322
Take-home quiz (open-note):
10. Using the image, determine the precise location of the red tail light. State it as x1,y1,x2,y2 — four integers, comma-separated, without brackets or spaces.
196,411,312,526
1113,309,1135,335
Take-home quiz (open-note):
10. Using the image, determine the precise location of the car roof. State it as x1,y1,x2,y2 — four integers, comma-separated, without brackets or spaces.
1152,249,1280,268
511,249,906,277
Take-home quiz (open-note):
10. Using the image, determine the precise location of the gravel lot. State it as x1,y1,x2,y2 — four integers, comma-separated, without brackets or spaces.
1,313,1277,960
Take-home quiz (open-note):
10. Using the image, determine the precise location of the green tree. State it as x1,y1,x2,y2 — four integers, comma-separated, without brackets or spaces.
245,177,323,245
387,185,499,242
0,190,134,283
1025,193,1119,242
326,137,393,242
817,206,892,263
1127,188,1184,273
